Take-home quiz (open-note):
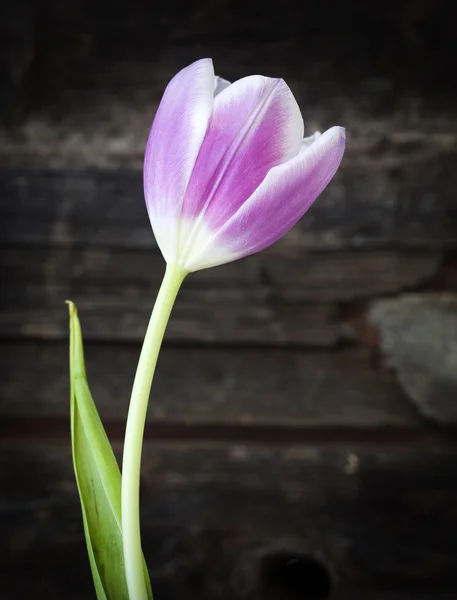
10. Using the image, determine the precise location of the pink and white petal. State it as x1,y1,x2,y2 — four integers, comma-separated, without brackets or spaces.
144,58,215,262
214,76,231,96
185,126,345,271
301,131,321,150
180,75,304,241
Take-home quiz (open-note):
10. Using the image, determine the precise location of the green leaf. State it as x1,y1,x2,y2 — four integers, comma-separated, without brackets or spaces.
68,301,153,600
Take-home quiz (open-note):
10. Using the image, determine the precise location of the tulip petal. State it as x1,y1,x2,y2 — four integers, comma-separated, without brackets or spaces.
144,58,215,263
214,76,231,96
185,126,345,271
179,75,304,259
301,131,321,150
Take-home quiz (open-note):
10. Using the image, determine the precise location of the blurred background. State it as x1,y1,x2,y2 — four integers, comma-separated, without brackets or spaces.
1,0,457,598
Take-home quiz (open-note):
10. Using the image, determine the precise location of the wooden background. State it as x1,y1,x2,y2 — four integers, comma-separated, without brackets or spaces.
1,1,457,598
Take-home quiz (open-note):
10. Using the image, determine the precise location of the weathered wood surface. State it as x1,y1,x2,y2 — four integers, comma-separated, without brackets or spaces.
2,440,457,600
1,162,457,250
1,292,341,346
0,246,442,344
1,0,457,597
1,0,456,162
0,2,35,126
1,246,441,301
0,343,422,427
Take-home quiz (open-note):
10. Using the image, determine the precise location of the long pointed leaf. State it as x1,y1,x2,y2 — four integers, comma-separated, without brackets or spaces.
68,301,152,600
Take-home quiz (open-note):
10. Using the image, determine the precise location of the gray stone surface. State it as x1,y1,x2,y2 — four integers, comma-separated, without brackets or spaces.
370,294,457,423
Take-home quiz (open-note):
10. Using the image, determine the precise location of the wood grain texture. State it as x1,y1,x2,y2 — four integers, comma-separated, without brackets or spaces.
0,343,421,427
1,440,457,600
1,246,440,301
1,0,456,162
0,245,441,344
1,1,457,596
0,1,35,126
1,290,342,345
1,162,457,250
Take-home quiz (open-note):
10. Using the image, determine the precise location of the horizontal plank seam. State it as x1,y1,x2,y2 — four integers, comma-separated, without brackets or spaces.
0,240,455,252
0,333,363,350
1,418,456,447
0,338,370,353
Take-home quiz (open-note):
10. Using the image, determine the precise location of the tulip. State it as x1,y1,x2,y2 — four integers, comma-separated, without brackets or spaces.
144,58,345,272
122,59,345,600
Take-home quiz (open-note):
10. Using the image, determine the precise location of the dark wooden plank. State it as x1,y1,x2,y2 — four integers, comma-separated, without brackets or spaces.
0,246,441,344
1,1,456,251
9,0,457,95
0,246,440,301
0,286,340,345
1,440,456,599
0,1,35,126
1,158,457,250
1,0,456,150
260,249,440,302
0,343,421,427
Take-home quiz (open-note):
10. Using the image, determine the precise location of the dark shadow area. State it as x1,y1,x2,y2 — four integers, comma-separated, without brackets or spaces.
260,553,333,600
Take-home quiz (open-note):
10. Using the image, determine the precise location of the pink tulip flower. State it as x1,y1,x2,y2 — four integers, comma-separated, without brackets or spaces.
144,58,345,272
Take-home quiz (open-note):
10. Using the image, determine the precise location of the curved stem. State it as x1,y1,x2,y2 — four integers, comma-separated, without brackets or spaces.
122,263,187,600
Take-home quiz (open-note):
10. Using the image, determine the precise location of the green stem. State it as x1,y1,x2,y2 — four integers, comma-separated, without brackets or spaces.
122,262,187,600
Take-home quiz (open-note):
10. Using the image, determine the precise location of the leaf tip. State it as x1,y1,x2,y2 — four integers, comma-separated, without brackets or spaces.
66,300,77,318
